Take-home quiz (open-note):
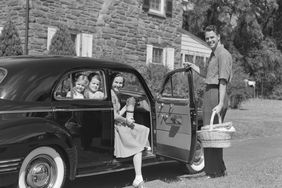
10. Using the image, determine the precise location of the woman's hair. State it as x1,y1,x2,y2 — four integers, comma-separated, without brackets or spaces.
110,72,125,87
204,25,219,35
73,73,88,85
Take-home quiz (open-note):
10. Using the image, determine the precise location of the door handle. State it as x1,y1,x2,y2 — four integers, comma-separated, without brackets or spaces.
171,115,182,125
161,114,169,121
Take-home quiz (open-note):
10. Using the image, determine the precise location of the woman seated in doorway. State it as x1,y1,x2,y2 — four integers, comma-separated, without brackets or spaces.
110,73,150,188
84,72,104,99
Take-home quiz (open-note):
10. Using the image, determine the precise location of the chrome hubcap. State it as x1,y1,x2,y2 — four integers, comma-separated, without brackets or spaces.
26,155,57,188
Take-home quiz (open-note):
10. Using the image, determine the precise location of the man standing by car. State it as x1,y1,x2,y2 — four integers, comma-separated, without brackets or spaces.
187,25,232,178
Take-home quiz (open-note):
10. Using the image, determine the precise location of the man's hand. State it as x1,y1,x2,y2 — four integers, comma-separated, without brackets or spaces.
213,103,223,114
185,62,200,74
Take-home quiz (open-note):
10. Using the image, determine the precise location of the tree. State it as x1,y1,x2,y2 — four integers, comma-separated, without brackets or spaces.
183,0,282,101
48,25,76,56
0,20,23,56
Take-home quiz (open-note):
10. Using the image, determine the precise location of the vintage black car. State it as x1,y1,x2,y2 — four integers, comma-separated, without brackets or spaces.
0,56,204,188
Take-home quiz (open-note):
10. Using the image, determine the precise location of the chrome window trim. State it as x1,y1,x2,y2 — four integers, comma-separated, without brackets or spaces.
0,107,113,114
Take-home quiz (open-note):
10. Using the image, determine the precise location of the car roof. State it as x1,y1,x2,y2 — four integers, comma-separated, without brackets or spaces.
0,55,135,71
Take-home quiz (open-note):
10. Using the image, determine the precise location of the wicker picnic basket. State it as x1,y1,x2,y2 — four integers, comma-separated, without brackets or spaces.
197,111,236,148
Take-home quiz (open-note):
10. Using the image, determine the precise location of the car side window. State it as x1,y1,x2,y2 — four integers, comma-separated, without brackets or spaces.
122,72,145,94
112,71,150,111
54,70,106,100
162,72,189,99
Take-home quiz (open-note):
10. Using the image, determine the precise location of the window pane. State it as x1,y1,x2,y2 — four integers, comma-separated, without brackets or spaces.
54,70,105,100
195,56,204,66
152,47,163,64
162,72,190,99
162,78,173,97
185,54,194,63
122,72,144,94
150,0,161,11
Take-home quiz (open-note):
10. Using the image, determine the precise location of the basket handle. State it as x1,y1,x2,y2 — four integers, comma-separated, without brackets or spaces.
209,111,222,131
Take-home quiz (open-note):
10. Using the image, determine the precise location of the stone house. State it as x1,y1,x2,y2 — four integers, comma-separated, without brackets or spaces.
0,0,188,69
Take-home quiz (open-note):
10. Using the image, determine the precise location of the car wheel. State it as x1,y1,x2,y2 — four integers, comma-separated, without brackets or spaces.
184,138,205,173
18,146,66,188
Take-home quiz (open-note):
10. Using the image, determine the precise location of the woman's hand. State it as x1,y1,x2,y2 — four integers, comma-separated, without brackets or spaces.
126,118,135,129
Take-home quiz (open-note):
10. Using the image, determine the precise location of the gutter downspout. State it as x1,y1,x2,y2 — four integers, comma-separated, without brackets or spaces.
25,0,29,55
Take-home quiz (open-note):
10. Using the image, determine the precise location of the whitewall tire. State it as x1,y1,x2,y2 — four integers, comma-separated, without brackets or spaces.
18,146,66,188
184,138,205,173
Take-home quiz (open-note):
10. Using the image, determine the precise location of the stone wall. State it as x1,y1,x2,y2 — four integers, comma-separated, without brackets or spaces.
0,0,183,65
93,0,183,65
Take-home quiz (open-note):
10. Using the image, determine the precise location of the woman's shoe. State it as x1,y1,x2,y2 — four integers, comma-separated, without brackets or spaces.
132,181,145,188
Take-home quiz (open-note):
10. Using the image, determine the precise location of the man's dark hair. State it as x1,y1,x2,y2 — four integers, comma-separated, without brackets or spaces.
204,25,219,35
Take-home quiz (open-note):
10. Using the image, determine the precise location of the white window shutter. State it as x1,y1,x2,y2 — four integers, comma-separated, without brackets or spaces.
76,34,81,56
146,44,153,65
81,33,93,57
0,27,3,35
47,27,57,50
166,47,175,70
162,48,167,66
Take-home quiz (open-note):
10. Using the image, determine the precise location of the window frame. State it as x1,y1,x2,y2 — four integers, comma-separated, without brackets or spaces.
0,67,7,84
161,72,190,99
146,45,175,70
148,0,165,16
53,69,107,101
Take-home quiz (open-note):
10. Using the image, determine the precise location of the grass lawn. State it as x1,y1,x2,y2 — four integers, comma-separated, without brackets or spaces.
225,98,282,140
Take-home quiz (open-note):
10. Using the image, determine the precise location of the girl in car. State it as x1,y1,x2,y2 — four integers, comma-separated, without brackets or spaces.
67,74,88,99
111,73,150,188
84,72,104,99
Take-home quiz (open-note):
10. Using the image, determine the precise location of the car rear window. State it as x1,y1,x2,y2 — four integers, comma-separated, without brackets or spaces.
0,68,7,84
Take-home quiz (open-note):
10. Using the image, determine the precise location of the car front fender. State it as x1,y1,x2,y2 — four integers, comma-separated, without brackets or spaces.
0,117,77,181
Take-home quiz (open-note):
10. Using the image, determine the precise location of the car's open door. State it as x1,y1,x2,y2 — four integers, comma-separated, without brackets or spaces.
155,67,198,163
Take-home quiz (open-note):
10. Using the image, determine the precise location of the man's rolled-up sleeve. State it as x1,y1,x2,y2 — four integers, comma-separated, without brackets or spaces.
218,52,232,83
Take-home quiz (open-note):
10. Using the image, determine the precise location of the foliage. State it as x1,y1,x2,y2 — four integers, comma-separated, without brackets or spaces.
125,61,169,96
273,0,282,50
0,20,23,56
183,0,282,105
269,85,282,100
48,25,76,56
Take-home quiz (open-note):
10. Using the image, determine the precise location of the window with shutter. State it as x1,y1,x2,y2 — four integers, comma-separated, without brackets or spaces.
146,45,175,70
166,47,174,70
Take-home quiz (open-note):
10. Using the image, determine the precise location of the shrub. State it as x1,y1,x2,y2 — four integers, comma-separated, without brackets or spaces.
269,84,282,100
124,62,169,96
48,25,76,56
0,20,23,56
